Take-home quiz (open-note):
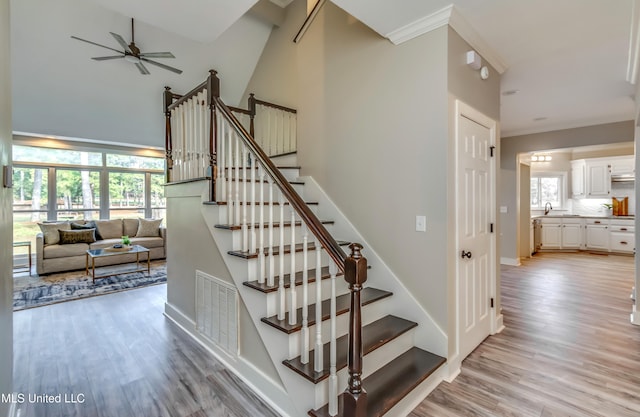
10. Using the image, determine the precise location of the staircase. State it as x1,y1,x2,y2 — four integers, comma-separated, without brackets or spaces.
164,71,447,416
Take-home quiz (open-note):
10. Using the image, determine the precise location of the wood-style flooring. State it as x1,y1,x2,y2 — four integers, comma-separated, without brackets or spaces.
412,252,640,417
13,284,279,417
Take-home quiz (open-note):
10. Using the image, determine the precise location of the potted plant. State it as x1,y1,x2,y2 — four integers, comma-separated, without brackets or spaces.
121,235,131,247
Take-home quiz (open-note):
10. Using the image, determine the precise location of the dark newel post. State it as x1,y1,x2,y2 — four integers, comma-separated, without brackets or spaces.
163,86,174,183
343,243,368,417
248,93,256,138
207,70,220,202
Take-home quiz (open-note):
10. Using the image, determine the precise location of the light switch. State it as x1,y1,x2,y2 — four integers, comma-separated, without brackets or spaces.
416,216,426,232
500,206,508,213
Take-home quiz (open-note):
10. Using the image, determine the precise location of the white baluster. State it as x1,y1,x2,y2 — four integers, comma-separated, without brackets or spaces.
277,192,286,321
291,113,297,154
241,144,248,252
258,166,265,285
250,153,256,253
267,178,275,287
314,242,323,373
226,124,233,223
234,136,241,226
328,260,338,417
301,224,309,364
219,114,226,201
288,209,297,325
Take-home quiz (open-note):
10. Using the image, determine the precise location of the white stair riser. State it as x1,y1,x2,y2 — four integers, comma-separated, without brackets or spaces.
262,276,350,316
241,251,340,282
220,181,306,202
227,222,331,251
223,167,300,181
217,202,320,226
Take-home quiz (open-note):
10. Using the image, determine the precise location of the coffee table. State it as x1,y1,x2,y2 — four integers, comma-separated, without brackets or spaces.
85,245,150,282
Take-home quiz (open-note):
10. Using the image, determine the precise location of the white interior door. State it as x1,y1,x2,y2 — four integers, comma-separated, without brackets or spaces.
456,103,495,361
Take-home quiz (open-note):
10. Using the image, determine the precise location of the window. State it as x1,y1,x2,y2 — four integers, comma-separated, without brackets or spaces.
12,142,166,246
531,174,563,209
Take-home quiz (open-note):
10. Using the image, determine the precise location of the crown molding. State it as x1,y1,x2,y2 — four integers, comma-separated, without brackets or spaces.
385,4,507,74
386,5,453,46
627,0,640,84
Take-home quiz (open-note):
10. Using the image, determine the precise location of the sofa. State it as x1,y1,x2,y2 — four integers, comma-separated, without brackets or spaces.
36,218,166,275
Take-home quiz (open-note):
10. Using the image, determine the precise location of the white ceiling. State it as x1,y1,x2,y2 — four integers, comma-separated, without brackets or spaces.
333,0,636,137
10,0,638,147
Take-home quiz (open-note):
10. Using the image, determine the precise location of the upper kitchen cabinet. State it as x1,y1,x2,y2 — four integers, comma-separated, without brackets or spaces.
586,159,611,197
571,160,586,198
610,156,635,176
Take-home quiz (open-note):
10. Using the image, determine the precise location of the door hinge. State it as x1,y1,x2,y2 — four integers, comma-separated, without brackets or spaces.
489,146,496,157
490,223,494,233
490,297,494,308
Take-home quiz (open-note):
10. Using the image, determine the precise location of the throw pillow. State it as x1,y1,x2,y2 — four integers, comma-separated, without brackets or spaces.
71,221,103,240
94,219,123,239
38,222,71,245
136,218,163,237
58,229,96,245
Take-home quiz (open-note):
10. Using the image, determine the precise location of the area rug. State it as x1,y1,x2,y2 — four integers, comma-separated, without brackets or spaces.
13,261,167,311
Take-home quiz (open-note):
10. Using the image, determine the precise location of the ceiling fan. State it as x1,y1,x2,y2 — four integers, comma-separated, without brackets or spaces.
71,18,182,75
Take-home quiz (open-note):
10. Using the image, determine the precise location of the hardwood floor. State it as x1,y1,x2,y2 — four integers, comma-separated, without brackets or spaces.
13,284,279,417
412,252,640,417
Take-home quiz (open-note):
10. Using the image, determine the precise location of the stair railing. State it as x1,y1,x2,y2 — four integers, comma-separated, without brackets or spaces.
164,70,367,416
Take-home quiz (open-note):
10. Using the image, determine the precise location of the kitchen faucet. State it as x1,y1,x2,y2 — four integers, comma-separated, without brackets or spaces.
544,202,552,215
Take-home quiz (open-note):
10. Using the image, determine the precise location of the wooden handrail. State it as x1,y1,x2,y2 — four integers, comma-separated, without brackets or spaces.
213,96,347,272
254,98,297,114
228,106,252,115
167,80,207,111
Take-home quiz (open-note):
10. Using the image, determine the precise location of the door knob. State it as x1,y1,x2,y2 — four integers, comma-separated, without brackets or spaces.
461,250,472,259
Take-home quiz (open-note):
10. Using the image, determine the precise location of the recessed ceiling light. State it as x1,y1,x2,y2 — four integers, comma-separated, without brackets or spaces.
502,89,519,96
533,117,548,121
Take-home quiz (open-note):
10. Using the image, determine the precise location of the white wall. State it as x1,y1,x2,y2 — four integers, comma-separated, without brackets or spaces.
0,0,12,414
11,0,273,148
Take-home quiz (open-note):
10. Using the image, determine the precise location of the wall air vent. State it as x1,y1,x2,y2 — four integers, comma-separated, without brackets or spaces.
195,270,239,357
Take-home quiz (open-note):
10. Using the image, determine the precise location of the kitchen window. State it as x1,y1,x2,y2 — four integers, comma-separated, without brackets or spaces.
531,174,564,209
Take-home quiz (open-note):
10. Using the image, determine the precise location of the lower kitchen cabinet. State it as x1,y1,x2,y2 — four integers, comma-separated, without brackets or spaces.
540,219,561,249
585,225,609,251
561,222,582,249
538,217,634,254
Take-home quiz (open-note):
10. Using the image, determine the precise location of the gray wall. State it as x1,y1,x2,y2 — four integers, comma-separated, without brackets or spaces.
500,121,634,261
299,1,450,329
0,0,12,413
165,182,280,383
519,163,530,258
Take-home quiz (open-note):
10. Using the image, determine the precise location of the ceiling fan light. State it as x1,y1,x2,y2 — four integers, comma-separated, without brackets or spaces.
124,55,140,64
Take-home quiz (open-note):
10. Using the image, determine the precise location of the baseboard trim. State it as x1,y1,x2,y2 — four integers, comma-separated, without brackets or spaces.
494,313,505,334
163,302,295,417
631,305,640,326
500,257,521,266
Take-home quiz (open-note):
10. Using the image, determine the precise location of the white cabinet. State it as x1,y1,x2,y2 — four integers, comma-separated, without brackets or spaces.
561,221,582,249
585,219,609,251
610,220,635,253
541,219,561,249
571,160,586,198
610,156,634,176
540,218,581,249
585,160,611,197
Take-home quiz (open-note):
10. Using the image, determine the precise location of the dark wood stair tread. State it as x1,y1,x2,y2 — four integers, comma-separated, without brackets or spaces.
308,347,446,417
283,315,417,383
223,166,301,171
229,240,349,259
216,220,333,231
223,178,305,185
261,288,392,334
244,266,343,293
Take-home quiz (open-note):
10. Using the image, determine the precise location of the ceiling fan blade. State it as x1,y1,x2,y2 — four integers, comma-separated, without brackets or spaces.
110,32,132,53
71,36,123,54
91,55,125,61
139,52,175,58
140,57,182,74
135,62,150,75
